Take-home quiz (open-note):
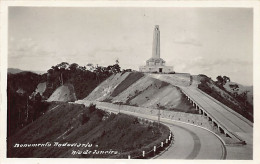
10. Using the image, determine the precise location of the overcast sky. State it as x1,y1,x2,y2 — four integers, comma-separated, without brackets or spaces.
8,7,253,85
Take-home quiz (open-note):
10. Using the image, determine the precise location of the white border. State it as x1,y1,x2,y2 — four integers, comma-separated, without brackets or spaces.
1,1,260,164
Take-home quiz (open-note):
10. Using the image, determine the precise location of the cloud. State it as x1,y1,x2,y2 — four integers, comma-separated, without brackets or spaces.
9,38,55,58
173,37,202,47
173,56,252,85
173,56,252,74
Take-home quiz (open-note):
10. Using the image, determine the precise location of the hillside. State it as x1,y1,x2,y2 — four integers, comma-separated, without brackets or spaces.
8,68,24,74
7,71,42,94
7,62,122,136
85,72,197,113
8,68,46,75
224,82,253,105
197,75,253,122
7,62,253,142
7,103,168,158
84,72,253,123
47,84,77,102
7,71,46,136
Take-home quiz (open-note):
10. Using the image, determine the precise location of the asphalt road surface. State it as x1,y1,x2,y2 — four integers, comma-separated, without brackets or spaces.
157,121,225,159
93,103,226,159
180,86,253,144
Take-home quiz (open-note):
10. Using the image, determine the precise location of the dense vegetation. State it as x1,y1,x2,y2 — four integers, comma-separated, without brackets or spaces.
7,72,48,136
7,103,166,158
7,61,127,137
198,75,253,122
44,62,122,99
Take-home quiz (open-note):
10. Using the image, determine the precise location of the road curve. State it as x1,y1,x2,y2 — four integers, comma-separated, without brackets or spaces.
157,121,225,159
87,103,226,159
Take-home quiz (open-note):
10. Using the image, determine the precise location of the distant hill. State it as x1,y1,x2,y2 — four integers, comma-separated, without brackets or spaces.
8,68,24,74
32,70,46,74
8,68,46,75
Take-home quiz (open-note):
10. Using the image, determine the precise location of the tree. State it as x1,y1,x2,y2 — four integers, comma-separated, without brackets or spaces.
69,63,79,72
216,75,231,86
112,64,121,73
223,76,230,84
86,63,95,72
51,62,70,85
216,76,224,86
239,91,249,107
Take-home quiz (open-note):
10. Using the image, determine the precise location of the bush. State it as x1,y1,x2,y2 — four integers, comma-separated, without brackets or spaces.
88,103,97,113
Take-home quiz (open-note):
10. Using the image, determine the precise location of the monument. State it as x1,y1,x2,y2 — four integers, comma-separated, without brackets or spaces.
139,25,173,73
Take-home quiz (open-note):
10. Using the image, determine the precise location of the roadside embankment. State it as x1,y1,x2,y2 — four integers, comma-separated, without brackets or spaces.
7,102,170,158
76,100,239,145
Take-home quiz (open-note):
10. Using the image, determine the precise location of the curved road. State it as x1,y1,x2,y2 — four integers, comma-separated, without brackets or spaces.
76,101,226,159
157,121,225,159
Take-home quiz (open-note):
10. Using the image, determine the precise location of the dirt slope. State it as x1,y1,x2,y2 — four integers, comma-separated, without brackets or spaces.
85,72,196,113
85,72,131,101
47,84,77,102
31,82,47,98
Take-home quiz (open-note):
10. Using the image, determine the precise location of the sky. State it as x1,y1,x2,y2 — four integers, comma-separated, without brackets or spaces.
8,7,253,85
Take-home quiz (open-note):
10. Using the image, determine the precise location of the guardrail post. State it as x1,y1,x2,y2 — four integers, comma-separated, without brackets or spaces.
154,146,156,152
161,142,164,147
128,155,131,159
166,139,168,144
142,151,145,157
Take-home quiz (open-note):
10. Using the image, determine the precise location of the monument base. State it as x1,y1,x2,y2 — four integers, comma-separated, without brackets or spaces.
139,65,173,73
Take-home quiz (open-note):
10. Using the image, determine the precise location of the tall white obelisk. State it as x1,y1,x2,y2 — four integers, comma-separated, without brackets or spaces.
152,25,160,59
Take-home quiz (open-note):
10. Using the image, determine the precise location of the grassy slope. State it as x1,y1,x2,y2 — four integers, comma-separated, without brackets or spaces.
7,103,165,158
224,82,253,105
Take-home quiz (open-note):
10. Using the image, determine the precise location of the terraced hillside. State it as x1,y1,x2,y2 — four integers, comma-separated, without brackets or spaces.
84,72,197,113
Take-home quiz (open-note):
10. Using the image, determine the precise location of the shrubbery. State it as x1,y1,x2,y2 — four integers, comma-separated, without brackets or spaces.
198,75,253,122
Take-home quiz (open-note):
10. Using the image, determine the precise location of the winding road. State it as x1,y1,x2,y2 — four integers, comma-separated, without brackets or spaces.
75,101,226,159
